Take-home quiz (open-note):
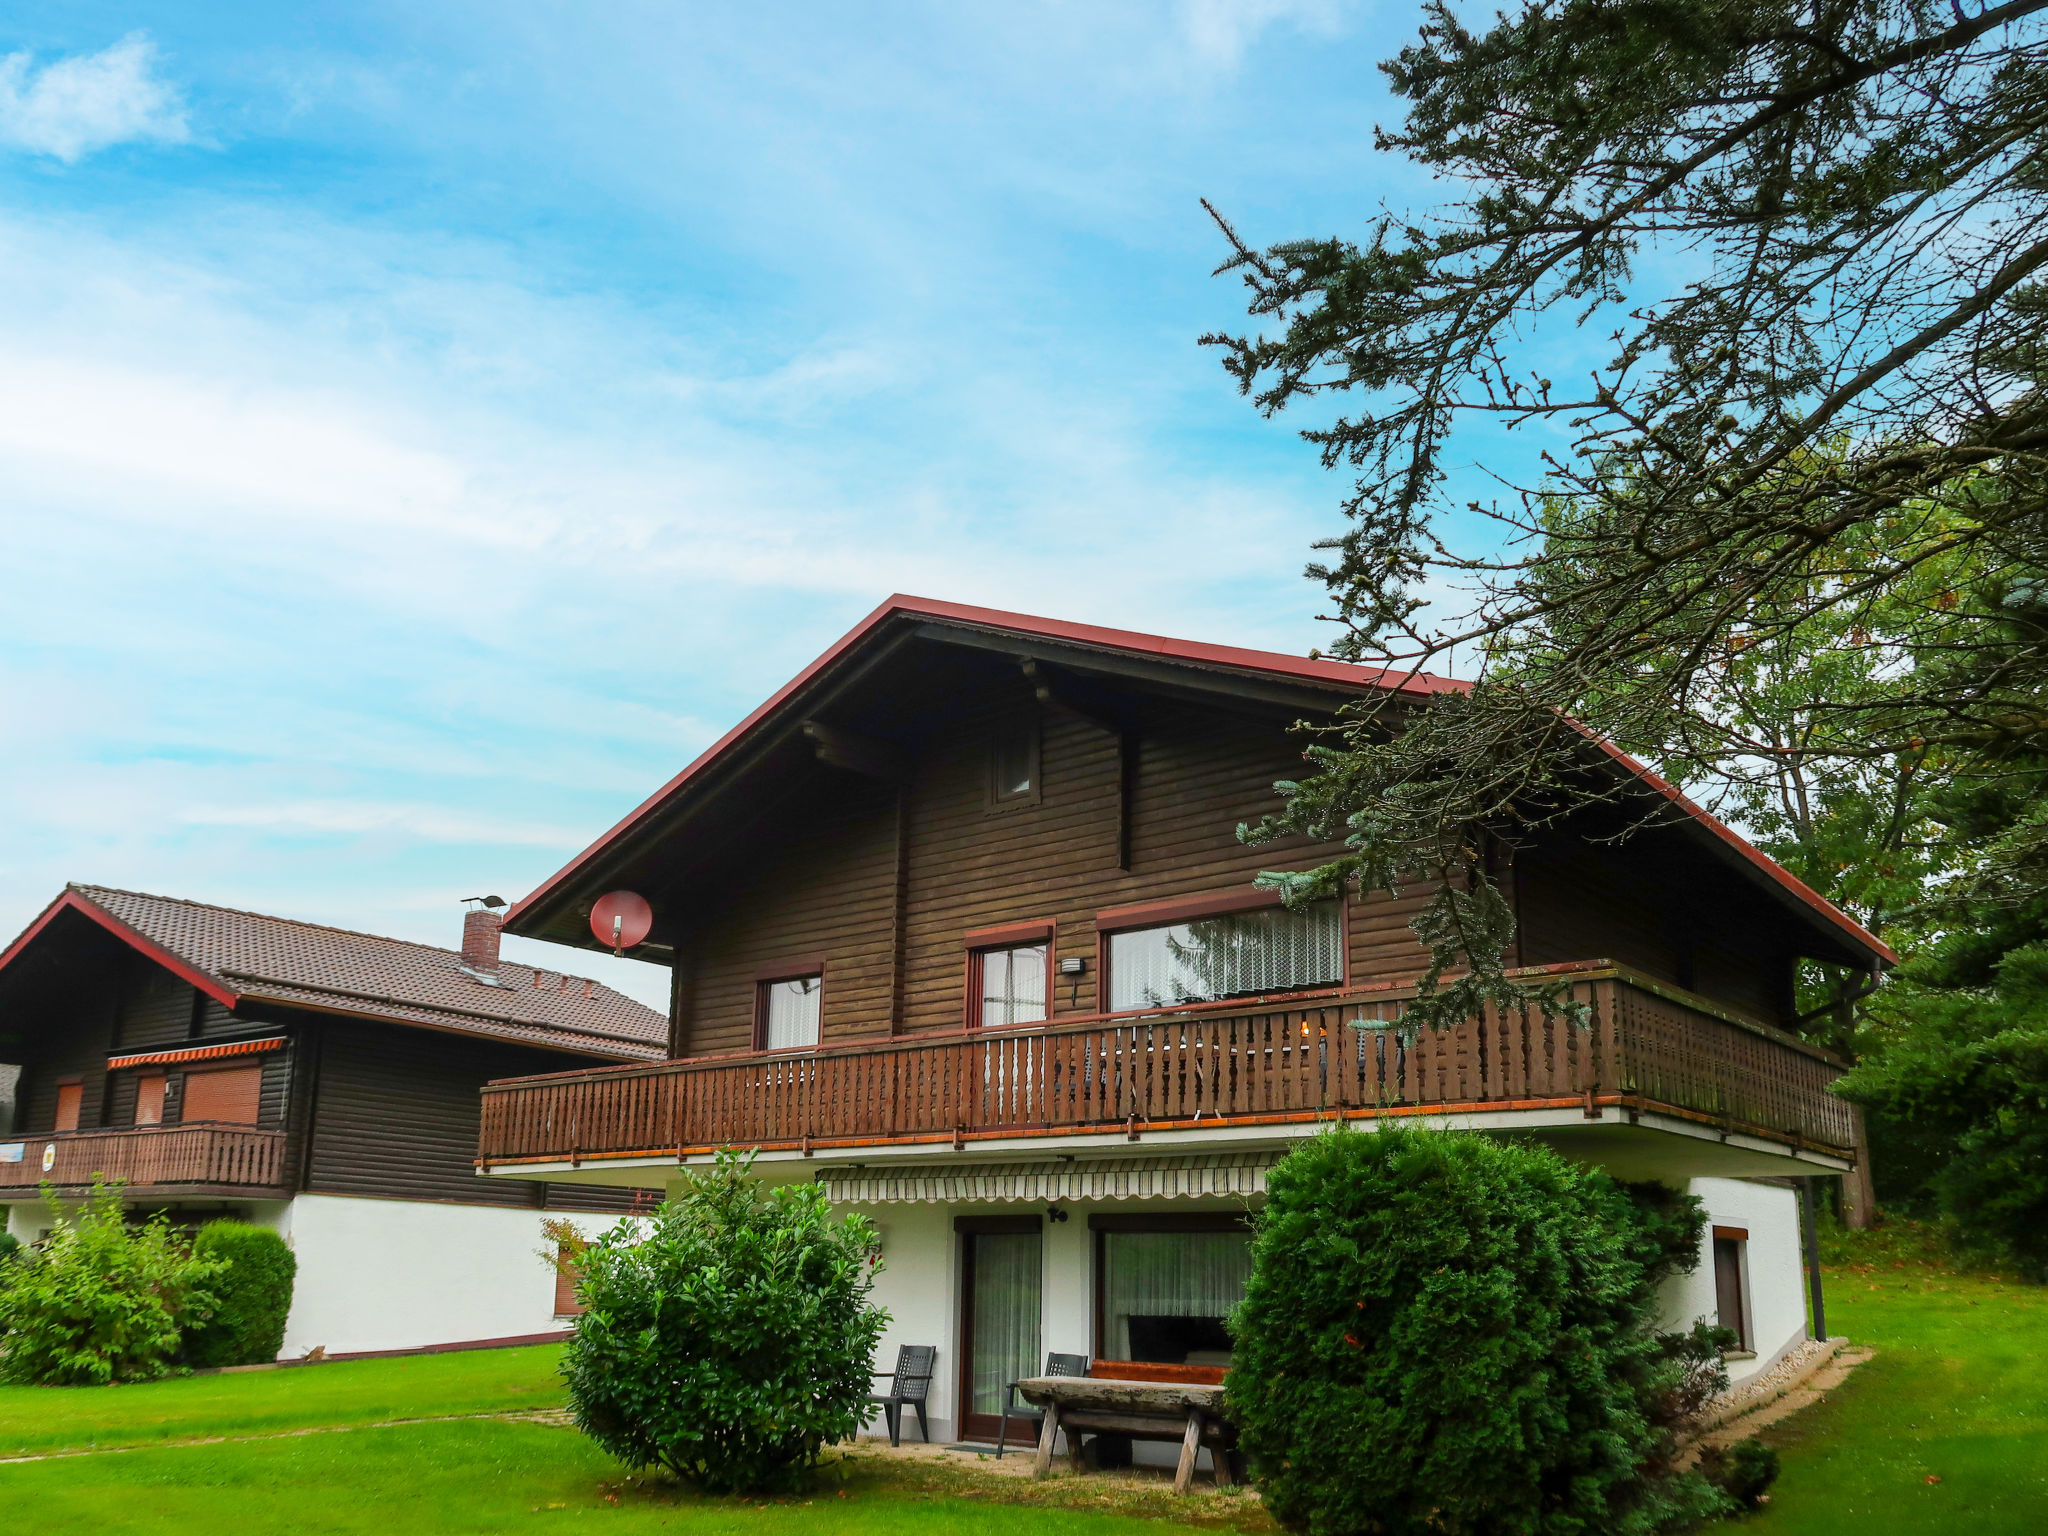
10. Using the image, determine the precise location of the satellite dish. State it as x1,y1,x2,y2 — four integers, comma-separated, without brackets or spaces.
590,890,654,955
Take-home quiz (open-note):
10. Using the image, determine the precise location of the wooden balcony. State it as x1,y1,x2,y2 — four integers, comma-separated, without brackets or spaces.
0,1124,290,1200
476,962,1856,1170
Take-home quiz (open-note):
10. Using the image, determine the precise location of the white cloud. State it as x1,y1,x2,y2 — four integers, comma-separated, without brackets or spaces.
0,34,190,163
1177,0,1343,67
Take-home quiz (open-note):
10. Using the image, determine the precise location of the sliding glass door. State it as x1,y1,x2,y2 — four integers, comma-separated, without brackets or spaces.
958,1217,1042,1442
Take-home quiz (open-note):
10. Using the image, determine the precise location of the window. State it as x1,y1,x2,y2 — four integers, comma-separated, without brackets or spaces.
54,1077,83,1132
134,1073,167,1126
988,719,1039,808
1095,1217,1252,1367
757,973,822,1050
1106,898,1343,1012
179,1064,262,1125
972,942,1048,1028
553,1242,586,1318
1712,1226,1751,1352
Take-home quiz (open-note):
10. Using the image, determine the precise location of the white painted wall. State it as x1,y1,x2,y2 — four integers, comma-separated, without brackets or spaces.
274,1195,628,1359
1658,1178,1808,1383
850,1197,1237,1465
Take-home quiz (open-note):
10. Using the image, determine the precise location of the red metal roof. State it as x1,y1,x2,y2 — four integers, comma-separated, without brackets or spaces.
0,887,667,1059
506,592,1892,970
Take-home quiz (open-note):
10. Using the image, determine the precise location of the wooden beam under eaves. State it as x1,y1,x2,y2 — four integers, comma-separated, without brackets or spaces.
800,720,910,781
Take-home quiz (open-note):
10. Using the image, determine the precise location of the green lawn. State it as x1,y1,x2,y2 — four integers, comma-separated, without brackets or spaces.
1754,1223,2048,1535
0,1419,1250,1536
0,1230,2040,1535
0,1344,567,1456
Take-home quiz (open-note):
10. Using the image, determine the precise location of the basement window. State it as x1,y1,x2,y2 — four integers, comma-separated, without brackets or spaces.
1712,1226,1752,1353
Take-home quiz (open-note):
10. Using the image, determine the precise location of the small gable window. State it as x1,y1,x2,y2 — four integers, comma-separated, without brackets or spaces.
989,719,1039,808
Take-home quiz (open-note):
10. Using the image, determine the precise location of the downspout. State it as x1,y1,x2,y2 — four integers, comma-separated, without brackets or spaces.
1801,1177,1829,1341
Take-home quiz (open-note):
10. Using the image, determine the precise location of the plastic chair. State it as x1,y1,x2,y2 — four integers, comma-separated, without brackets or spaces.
994,1351,1089,1457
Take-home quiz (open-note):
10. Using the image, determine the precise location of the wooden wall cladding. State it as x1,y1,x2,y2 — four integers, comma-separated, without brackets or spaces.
112,963,196,1050
672,683,1372,1055
302,1019,650,1213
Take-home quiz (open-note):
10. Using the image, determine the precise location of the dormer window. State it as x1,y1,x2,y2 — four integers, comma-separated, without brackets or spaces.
989,718,1039,809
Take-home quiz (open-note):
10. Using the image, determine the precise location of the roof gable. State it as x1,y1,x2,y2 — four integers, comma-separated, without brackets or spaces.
0,886,666,1060
505,593,1892,972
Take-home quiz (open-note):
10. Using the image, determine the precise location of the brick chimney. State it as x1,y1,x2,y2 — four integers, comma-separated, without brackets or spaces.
461,905,503,970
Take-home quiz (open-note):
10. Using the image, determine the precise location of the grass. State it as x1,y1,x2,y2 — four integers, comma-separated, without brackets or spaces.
1752,1220,2048,1535
1,1228,2040,1535
0,1343,567,1456
0,1420,1266,1536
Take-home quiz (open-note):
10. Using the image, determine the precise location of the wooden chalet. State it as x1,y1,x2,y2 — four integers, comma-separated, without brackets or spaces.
473,596,1892,1448
0,885,664,1356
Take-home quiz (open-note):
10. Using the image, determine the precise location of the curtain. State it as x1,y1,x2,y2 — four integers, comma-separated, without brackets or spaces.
969,1231,1043,1417
762,976,821,1049
1107,899,1343,1011
1101,1230,1254,1360
980,943,1047,1027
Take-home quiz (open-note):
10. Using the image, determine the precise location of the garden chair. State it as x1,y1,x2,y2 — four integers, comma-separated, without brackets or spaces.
868,1344,937,1447
994,1351,1089,1457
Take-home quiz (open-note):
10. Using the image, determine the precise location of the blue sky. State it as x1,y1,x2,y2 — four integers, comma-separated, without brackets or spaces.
0,2,1470,1006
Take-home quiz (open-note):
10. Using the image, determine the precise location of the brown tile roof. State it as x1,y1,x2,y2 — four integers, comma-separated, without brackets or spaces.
50,885,666,1061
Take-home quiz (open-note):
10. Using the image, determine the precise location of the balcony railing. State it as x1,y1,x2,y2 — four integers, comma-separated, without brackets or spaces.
476,962,1856,1169
0,1124,289,1196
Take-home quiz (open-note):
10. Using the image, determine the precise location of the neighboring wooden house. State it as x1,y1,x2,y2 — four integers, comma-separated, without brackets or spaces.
0,885,664,1357
470,595,1893,1451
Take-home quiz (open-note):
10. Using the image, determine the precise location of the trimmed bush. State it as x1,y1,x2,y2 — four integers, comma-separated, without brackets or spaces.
1226,1125,1729,1536
0,1232,19,1268
182,1222,297,1368
559,1150,889,1495
0,1180,222,1385
1697,1439,1780,1511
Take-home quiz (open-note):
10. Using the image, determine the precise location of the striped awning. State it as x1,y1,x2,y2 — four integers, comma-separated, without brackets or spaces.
106,1036,286,1071
815,1151,1284,1205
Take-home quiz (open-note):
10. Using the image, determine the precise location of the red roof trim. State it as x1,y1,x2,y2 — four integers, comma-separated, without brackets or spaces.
1584,735,1897,968
0,891,241,1010
506,594,1460,928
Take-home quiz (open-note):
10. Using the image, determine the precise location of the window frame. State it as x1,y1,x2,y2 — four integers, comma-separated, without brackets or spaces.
751,958,828,1053
1089,1211,1253,1369
176,1061,264,1126
963,920,1056,1029
1094,887,1350,1018
133,1071,168,1127
53,1075,84,1133
986,715,1042,813
1711,1224,1753,1353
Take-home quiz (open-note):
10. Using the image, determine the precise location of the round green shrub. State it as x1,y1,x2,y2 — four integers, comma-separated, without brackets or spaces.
182,1222,297,1368
1225,1125,1729,1536
560,1150,889,1495
0,1180,223,1385
0,1232,19,1267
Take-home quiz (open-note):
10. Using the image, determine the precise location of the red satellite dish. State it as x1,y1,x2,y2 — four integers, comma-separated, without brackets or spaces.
590,890,653,954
